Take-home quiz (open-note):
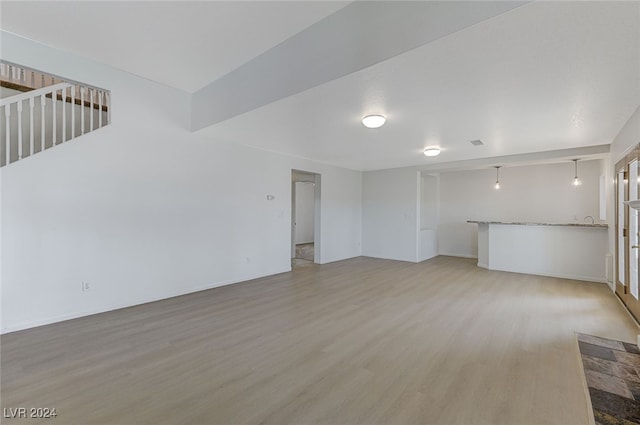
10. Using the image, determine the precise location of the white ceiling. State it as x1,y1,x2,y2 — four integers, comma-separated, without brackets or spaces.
1,1,639,171
197,1,640,170
0,1,348,92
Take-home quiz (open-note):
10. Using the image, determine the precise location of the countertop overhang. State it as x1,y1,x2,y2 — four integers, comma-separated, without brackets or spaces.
467,220,608,228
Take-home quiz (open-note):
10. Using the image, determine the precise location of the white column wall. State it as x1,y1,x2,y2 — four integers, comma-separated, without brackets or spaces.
362,168,418,262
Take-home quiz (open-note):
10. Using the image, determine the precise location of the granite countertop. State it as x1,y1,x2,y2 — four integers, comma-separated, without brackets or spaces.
467,220,608,228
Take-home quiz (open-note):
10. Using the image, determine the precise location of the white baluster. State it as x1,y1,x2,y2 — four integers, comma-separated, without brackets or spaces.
29,97,34,154
52,88,57,146
4,105,10,165
80,87,85,135
62,86,67,142
40,95,46,152
106,92,110,124
71,86,76,139
17,101,23,159
89,89,94,131
98,91,103,128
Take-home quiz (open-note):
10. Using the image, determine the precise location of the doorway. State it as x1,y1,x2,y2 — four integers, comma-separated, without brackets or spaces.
615,144,640,322
291,170,321,267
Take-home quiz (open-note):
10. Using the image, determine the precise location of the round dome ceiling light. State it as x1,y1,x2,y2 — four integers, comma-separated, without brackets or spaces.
423,148,441,157
362,115,386,129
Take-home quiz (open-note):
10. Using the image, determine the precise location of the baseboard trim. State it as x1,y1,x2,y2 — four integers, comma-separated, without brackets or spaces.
437,252,478,259
1,269,289,335
486,268,606,283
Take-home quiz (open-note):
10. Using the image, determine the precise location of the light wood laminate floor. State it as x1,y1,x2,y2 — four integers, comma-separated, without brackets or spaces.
1,256,638,425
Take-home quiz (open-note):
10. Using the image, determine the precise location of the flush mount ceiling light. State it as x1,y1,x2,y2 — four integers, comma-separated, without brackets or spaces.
362,114,386,129
423,148,441,157
572,159,582,186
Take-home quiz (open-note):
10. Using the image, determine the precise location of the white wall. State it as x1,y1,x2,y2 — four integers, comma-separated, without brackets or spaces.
294,182,315,244
610,107,640,167
0,32,362,333
1,87,22,99
362,168,418,262
439,160,602,258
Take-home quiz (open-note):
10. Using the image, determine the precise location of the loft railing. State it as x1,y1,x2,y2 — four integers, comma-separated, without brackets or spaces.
0,62,64,91
0,61,110,167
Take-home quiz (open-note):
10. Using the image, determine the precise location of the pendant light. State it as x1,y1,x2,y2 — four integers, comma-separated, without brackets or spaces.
494,166,501,190
572,159,582,186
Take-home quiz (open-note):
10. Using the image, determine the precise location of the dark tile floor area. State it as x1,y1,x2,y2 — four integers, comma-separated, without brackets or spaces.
291,243,315,268
577,333,640,425
295,243,314,261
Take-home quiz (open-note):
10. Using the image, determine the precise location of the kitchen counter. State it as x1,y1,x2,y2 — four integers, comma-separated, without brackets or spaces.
468,220,608,282
467,220,607,228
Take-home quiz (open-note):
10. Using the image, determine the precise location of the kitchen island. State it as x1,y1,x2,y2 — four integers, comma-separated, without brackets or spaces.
467,221,608,282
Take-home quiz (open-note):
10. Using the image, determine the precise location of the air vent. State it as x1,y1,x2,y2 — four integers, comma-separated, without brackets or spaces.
470,139,484,146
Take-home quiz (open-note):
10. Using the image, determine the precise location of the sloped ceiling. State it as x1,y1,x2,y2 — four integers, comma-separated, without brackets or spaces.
197,1,640,170
0,1,349,92
1,1,639,171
